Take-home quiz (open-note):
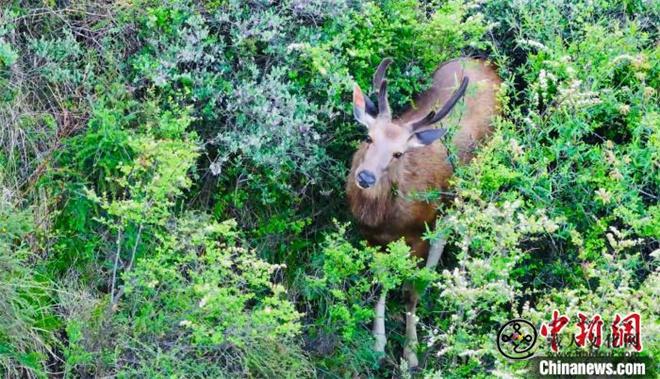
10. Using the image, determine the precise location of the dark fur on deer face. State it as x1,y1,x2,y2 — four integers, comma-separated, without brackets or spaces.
352,58,468,191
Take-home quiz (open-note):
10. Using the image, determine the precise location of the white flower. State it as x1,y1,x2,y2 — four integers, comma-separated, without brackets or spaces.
595,188,613,204
179,320,192,327
518,39,549,51
210,161,222,176
609,169,623,181
649,249,660,260
509,138,524,157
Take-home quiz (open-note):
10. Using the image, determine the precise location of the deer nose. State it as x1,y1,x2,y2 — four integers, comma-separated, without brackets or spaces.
357,170,376,188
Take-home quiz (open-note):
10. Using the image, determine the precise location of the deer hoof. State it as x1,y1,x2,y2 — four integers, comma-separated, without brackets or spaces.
403,347,419,369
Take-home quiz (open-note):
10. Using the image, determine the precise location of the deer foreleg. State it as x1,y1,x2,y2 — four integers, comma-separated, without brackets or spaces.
403,285,420,368
426,233,446,270
373,289,387,353
403,232,447,368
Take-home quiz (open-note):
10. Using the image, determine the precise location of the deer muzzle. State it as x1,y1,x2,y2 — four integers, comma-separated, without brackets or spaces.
357,170,377,189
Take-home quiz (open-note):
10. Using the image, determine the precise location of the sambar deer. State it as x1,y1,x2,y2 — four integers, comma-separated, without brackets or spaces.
346,57,501,368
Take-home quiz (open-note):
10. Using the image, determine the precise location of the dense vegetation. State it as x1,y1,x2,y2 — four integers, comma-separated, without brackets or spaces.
0,0,657,377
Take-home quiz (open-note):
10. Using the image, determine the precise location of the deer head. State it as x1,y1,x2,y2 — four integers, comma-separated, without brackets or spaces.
352,58,469,189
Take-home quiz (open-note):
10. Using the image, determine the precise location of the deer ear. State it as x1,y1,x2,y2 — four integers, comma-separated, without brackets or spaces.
353,84,374,128
409,128,448,147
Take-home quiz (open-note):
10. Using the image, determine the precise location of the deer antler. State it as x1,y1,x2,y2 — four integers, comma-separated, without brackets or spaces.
411,76,469,131
377,80,390,118
373,58,393,119
373,58,393,93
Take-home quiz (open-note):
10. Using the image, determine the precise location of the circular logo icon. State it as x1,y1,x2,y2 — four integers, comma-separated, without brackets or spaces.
497,319,538,360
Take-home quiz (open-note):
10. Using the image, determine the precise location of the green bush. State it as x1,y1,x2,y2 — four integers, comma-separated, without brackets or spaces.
417,1,659,376
61,216,311,378
302,222,437,376
0,199,57,378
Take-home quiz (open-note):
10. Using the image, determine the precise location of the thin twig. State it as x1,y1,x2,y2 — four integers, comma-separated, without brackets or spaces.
109,226,123,305
125,223,144,274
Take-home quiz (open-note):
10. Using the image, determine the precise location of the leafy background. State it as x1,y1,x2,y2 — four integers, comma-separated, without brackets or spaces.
0,0,657,377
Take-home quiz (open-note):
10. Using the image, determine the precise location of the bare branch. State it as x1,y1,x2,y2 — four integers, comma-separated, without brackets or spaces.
411,76,469,131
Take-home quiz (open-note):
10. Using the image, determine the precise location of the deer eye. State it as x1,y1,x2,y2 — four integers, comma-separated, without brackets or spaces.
365,136,373,143
393,152,403,158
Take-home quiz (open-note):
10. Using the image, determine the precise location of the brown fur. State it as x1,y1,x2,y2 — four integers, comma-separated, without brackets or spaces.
346,58,501,259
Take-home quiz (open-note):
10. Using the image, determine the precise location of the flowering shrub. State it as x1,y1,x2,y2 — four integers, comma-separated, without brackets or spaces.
415,1,659,376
